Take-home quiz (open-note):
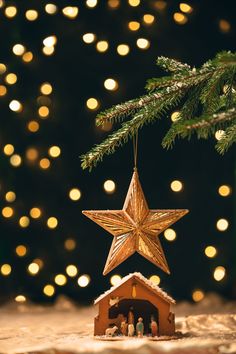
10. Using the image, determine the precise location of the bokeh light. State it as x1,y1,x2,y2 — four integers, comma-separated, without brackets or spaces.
28,263,40,275
43,284,55,296
164,228,176,241
5,191,16,203
30,207,42,219
213,266,226,281
104,78,118,91
218,185,231,197
2,206,14,218
48,146,61,158
103,179,116,193
204,246,217,258
66,265,78,277
15,245,27,257
170,180,183,192
64,239,76,251
117,44,130,56
86,98,99,110
110,274,122,286
62,7,79,19
47,217,58,229
19,216,30,228
69,188,81,201
10,154,22,167
54,274,67,286
25,10,38,21
96,41,109,52
192,289,204,302
78,274,90,287
216,218,229,231
1,264,12,276
149,275,161,285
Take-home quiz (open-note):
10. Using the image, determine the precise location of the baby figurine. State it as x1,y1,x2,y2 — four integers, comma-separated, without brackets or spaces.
136,317,144,337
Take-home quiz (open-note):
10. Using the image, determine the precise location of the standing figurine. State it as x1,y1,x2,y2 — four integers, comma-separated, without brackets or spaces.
150,316,158,337
128,323,135,337
120,317,128,336
128,307,134,325
136,317,144,337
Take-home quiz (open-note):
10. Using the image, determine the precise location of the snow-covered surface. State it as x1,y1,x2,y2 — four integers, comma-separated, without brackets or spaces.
94,272,175,305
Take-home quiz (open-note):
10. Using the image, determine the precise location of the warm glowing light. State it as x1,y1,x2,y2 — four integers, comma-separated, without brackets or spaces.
1,264,12,276
5,191,16,203
47,217,58,229
86,0,97,8
98,122,113,132
43,35,57,47
15,295,26,303
62,6,79,19
179,3,193,13
78,274,90,287
28,121,39,132
110,274,122,286
104,78,118,91
22,51,33,63
136,38,150,50
143,14,155,25
216,218,229,231
43,284,55,296
40,83,53,95
83,33,96,44
10,154,22,167
86,97,99,110
42,46,55,56
128,0,140,7
66,265,78,277
64,238,76,251
39,158,51,169
173,12,188,25
5,73,17,85
149,275,161,285
128,21,140,31
192,289,204,302
204,246,217,258
213,266,226,281
12,44,25,56
96,41,109,52
2,206,14,218
48,146,61,158
171,111,180,122
219,19,231,33
0,63,7,74
38,106,49,118
170,180,183,192
33,258,44,269
218,185,231,197
19,216,30,228
108,0,120,9
45,4,57,14
103,179,116,193
25,9,38,21
215,130,225,141
5,6,17,18
3,144,14,156
15,245,27,257
0,86,7,98
164,228,176,241
69,188,81,201
30,207,42,219
117,44,130,56
26,148,38,161
28,262,40,275
9,100,22,112
54,274,67,286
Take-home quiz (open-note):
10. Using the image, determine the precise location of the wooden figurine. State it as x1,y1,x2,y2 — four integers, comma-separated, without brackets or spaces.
150,316,158,337
136,317,144,337
128,323,135,337
120,317,128,336
105,325,118,337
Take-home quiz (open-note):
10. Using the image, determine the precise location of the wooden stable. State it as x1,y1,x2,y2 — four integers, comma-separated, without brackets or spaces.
94,272,175,336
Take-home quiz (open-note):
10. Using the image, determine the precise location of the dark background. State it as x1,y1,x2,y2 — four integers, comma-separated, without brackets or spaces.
0,0,235,303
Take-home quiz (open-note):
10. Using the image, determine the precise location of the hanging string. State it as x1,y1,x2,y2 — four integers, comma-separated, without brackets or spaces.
133,131,138,170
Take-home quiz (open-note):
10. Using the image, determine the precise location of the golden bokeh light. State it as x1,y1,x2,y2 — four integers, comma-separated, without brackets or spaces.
104,78,118,91
108,0,120,9
43,284,55,296
64,238,76,251
10,154,22,167
98,121,113,132
3,144,14,155
62,6,79,19
179,3,193,13
103,179,116,193
47,216,58,229
28,262,40,275
78,274,90,287
54,274,67,286
170,180,183,192
25,9,38,21
39,158,51,169
38,106,49,118
30,207,42,219
69,188,82,201
26,147,39,161
204,246,217,258
28,121,40,133
171,111,180,122
12,44,25,56
149,275,161,285
218,185,231,197
136,38,150,50
110,274,122,286
45,4,58,14
9,100,22,112
83,33,96,44
143,14,155,25
86,97,99,110
22,51,33,63
164,228,176,241
42,46,55,56
213,266,226,281
128,0,140,7
215,130,225,141
96,41,109,52
86,0,97,8
15,245,27,257
48,146,61,158
0,85,7,96
192,289,204,302
40,83,53,95
0,63,7,74
117,44,130,56
2,206,14,218
173,12,188,25
5,191,16,203
1,264,12,276
219,19,231,33
128,21,140,31
33,258,44,269
43,35,57,47
5,6,17,18
15,295,26,303
216,218,229,231
5,73,17,85
66,265,78,277
19,216,30,228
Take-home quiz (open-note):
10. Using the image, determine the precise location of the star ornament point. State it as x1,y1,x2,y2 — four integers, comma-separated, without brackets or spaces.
82,170,188,275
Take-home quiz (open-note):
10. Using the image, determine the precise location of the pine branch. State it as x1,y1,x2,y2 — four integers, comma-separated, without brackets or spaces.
216,119,236,153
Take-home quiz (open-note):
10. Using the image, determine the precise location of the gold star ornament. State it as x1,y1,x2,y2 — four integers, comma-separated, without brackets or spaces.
82,169,188,275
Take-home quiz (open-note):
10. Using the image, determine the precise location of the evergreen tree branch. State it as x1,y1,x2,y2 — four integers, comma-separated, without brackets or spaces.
216,120,236,153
